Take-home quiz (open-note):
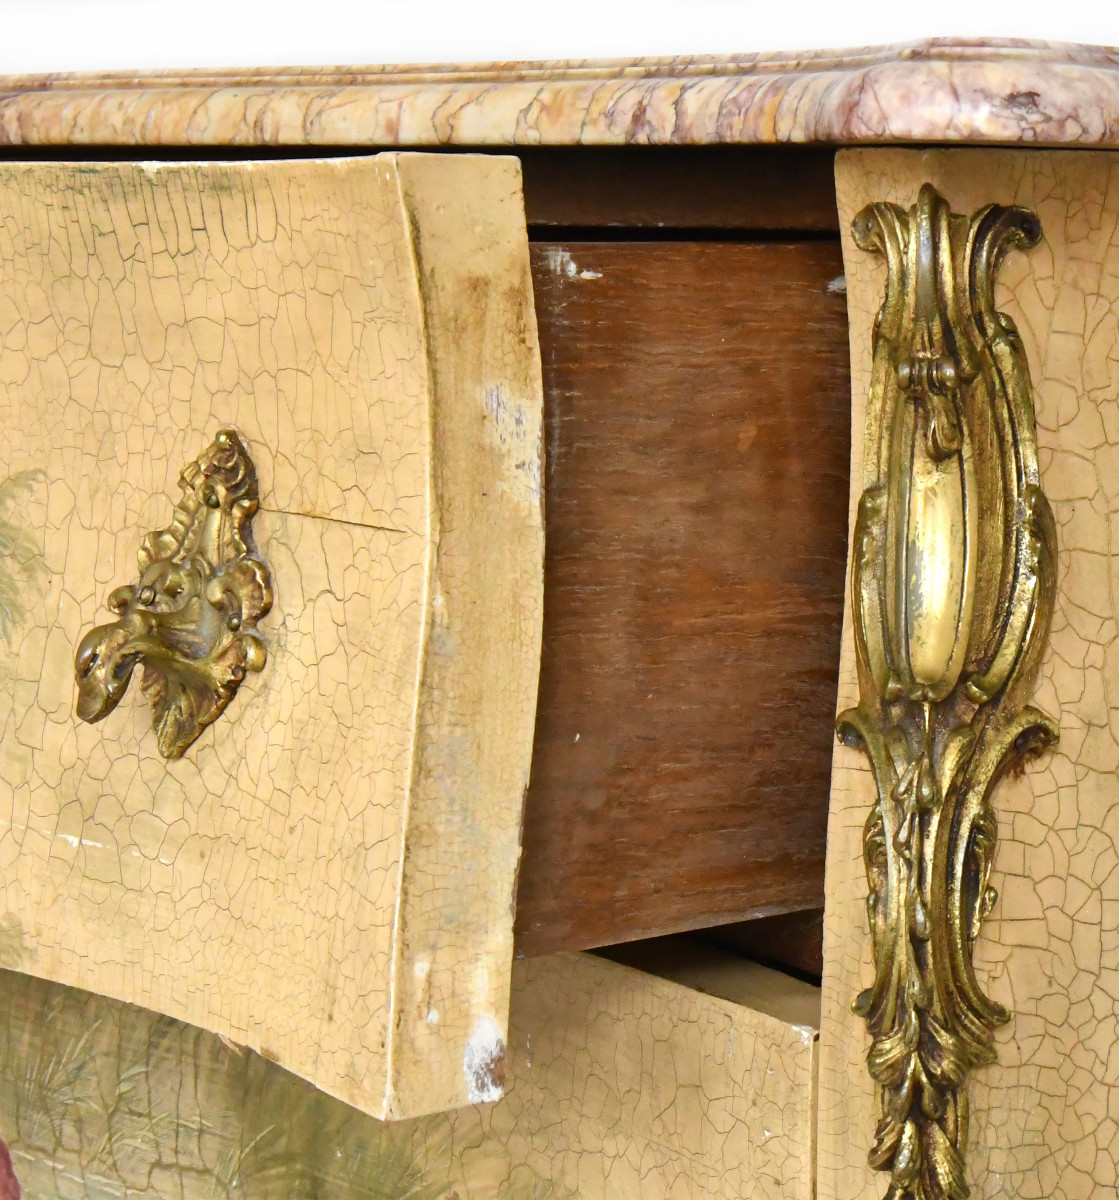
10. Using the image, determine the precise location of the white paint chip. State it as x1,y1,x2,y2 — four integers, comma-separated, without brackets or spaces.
483,383,542,505
463,1015,506,1104
542,246,601,280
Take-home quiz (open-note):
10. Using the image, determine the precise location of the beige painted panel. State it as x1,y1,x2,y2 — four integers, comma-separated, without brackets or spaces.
0,948,818,1200
0,154,543,1120
821,148,1119,1200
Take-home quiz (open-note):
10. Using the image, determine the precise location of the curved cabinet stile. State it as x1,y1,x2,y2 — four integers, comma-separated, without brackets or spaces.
820,148,1119,1200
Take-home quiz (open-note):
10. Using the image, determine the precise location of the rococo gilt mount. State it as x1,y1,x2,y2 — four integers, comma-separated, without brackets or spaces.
0,38,1113,1200
74,428,274,758
838,184,1058,1200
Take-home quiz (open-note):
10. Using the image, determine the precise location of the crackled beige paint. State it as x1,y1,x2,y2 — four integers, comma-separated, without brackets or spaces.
0,949,817,1200
821,149,1119,1200
0,155,544,1121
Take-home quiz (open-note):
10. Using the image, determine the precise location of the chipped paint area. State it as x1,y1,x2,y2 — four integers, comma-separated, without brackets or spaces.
542,246,602,280
462,1015,506,1104
482,384,542,506
826,274,847,294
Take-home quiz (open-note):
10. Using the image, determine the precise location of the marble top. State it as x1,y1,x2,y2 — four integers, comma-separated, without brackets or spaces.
0,38,1117,147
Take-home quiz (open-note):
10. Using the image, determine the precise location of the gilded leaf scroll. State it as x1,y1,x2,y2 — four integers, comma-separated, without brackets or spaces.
837,185,1057,1200
74,429,273,759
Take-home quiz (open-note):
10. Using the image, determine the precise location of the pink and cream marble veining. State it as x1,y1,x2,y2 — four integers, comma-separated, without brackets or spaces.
0,39,1117,147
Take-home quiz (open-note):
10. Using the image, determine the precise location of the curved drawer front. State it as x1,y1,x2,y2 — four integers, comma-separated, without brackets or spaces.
0,950,817,1200
0,154,544,1119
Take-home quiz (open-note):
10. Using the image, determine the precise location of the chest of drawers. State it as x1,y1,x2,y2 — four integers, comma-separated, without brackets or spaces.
0,37,1116,1200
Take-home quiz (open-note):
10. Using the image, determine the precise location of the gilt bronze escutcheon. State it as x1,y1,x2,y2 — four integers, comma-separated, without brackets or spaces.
75,428,273,758
838,185,1057,1200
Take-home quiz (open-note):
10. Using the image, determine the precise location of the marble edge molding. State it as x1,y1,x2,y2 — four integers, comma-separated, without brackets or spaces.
1,37,1119,147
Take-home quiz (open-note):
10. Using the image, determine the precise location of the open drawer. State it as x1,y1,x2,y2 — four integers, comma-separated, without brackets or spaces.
0,154,544,1120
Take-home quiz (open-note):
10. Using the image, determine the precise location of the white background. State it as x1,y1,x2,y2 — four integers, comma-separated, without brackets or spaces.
0,0,1117,76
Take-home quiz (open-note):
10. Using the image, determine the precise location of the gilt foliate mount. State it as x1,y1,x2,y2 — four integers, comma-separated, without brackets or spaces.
75,429,273,759
837,185,1058,1200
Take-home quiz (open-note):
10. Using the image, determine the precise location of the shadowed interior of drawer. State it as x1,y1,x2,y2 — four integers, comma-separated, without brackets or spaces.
515,149,850,962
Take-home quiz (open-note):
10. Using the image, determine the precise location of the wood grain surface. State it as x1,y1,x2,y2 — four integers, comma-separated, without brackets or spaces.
516,239,851,957
702,908,826,980
517,146,840,231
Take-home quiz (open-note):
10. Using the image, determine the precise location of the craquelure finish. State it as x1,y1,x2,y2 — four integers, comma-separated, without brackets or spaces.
0,154,544,1122
823,148,1119,1200
841,182,1058,1200
0,953,817,1200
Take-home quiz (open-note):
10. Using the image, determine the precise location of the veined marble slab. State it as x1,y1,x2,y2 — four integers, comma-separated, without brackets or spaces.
0,40,1115,147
